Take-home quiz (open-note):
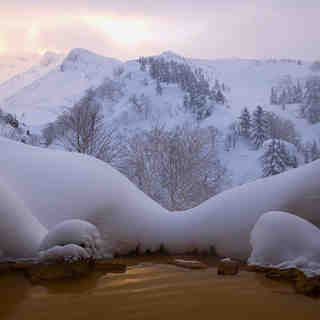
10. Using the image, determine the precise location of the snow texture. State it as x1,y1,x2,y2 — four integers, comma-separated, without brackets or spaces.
38,244,90,263
0,174,47,258
39,220,105,259
1,138,320,261
249,212,320,276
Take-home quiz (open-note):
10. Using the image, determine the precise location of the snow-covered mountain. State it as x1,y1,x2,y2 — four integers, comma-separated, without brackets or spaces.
1,48,319,186
0,53,44,84
0,49,121,125
0,51,64,103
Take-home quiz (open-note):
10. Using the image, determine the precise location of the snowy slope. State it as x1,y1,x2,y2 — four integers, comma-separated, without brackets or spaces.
1,49,320,187
0,53,44,84
1,138,320,261
0,52,64,102
0,49,121,125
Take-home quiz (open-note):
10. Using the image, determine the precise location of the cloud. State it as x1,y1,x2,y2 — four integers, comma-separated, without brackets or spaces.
0,1,319,60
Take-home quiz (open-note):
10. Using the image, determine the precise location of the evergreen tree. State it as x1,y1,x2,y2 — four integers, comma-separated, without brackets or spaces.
300,76,320,123
215,89,225,104
261,139,297,177
250,106,269,148
239,108,251,137
270,87,277,105
311,141,320,162
156,80,163,96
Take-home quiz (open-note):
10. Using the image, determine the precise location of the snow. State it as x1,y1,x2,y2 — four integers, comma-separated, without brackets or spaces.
249,212,320,276
0,49,121,125
185,159,320,260
0,49,318,188
0,174,47,258
38,244,90,263
0,49,320,262
0,53,44,85
0,51,64,102
0,138,190,258
39,220,105,259
1,138,320,261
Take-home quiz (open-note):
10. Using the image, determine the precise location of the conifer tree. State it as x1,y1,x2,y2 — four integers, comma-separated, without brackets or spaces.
261,139,297,177
239,107,251,137
250,106,269,148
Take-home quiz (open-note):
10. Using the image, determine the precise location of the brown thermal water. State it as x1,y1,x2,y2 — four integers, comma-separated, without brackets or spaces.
1,264,319,320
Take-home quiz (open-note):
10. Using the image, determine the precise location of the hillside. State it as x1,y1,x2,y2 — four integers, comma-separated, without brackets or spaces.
0,49,121,125
0,48,319,189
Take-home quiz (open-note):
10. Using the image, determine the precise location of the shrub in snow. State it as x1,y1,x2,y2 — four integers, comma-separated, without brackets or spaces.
39,220,104,259
249,212,320,275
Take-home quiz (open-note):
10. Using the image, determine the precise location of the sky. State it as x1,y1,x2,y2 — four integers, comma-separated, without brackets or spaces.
0,0,319,60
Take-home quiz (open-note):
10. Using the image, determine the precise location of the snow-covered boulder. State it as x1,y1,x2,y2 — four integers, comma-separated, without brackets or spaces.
39,220,104,259
38,244,91,263
249,211,320,276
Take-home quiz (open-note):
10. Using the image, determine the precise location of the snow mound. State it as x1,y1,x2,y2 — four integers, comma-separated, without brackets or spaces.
0,138,190,257
38,244,90,263
1,138,320,260
249,211,320,276
39,220,104,259
186,159,320,260
0,175,47,258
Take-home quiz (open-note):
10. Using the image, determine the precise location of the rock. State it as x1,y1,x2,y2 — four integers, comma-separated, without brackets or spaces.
25,260,95,283
246,264,320,297
171,259,208,270
295,274,320,297
265,268,303,281
246,265,273,273
217,258,239,275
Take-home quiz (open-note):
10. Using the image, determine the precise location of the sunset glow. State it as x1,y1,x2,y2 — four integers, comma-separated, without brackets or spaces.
83,15,152,46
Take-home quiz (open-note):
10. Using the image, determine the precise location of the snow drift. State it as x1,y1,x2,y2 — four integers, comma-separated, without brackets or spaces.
1,138,320,260
0,174,47,258
249,212,320,276
186,159,320,259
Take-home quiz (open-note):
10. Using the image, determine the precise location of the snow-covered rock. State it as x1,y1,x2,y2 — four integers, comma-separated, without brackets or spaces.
39,220,104,259
249,212,320,276
38,244,90,263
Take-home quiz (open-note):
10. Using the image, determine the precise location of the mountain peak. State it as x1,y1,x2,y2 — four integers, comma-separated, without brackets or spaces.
159,50,185,62
40,51,64,67
60,48,120,73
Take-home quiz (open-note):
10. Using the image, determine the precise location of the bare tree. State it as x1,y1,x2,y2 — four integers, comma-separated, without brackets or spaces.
51,89,123,164
123,123,228,210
